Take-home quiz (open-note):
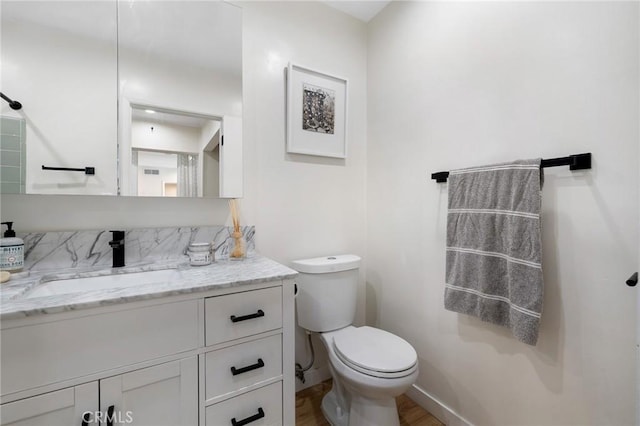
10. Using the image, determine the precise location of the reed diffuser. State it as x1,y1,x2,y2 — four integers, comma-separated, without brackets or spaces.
228,199,246,260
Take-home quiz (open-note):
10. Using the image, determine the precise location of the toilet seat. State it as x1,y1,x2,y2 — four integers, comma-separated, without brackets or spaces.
332,326,417,379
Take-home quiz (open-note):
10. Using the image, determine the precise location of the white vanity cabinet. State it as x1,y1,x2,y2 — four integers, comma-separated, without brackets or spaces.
1,359,198,426
0,278,295,426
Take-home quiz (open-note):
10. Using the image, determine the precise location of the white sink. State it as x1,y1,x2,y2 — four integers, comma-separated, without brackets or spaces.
26,269,183,299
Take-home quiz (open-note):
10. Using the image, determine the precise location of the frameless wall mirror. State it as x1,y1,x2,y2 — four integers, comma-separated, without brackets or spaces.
0,0,243,198
1,1,118,195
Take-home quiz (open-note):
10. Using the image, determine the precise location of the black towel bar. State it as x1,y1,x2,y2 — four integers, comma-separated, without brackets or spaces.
431,153,591,183
0,92,22,110
42,165,95,175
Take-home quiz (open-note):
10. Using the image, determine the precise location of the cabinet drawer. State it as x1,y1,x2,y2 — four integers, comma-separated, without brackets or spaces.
1,300,199,397
205,382,282,426
205,286,282,346
205,334,282,401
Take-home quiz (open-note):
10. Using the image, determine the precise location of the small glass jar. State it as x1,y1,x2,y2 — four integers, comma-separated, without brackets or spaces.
228,231,246,261
188,242,213,266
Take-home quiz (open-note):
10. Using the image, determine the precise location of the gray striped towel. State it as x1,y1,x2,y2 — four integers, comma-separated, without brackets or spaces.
444,159,544,345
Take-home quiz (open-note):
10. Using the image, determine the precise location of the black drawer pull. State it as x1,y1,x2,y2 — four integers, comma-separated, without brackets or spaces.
231,407,265,426
81,412,91,426
230,309,264,323
231,358,265,376
106,405,115,426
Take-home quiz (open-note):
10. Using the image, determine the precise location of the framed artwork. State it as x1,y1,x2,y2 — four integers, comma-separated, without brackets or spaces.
286,63,348,159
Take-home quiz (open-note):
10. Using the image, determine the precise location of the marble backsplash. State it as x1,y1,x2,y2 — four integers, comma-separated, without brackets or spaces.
19,226,255,272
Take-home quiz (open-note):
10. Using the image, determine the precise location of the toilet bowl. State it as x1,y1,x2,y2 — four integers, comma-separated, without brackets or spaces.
319,326,418,426
292,255,419,426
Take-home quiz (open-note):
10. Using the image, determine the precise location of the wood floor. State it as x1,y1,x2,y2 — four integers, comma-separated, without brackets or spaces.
295,380,444,426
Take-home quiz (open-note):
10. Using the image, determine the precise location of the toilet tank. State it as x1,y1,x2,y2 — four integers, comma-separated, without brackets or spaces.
291,255,361,332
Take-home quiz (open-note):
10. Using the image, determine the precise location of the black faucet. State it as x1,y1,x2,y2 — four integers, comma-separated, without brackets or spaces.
109,230,125,268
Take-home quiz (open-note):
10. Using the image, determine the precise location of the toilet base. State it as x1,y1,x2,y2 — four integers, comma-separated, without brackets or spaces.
347,393,400,426
321,386,401,426
322,389,348,426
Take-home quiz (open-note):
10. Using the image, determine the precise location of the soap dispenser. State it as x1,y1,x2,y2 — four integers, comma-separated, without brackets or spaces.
1,222,24,272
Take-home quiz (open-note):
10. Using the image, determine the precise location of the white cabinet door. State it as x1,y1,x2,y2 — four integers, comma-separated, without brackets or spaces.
100,357,197,426
219,115,243,198
0,382,97,426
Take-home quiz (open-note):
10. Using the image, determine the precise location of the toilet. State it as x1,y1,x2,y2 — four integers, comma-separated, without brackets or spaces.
292,255,418,426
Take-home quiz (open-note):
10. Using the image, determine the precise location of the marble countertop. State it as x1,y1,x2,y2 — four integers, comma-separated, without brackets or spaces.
0,255,298,320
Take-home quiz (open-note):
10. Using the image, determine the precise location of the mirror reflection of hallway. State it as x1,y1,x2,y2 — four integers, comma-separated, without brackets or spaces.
163,182,177,197
128,107,221,197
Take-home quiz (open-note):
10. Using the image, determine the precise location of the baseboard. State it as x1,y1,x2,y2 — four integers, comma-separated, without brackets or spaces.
405,384,473,426
295,365,331,392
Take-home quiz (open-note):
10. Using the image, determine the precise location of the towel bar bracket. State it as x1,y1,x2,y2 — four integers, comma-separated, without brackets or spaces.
627,272,638,287
569,153,591,170
541,153,591,170
432,171,449,183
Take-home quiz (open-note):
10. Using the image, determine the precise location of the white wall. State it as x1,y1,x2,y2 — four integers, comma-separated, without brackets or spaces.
367,2,639,425
242,0,367,289
241,1,368,387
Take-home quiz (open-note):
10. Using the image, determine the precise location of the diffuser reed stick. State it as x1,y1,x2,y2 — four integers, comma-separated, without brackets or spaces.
228,199,245,259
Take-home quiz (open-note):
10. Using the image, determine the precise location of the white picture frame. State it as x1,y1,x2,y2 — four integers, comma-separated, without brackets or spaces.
286,63,348,159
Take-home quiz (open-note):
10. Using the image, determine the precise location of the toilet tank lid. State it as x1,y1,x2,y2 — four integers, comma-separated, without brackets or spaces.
291,255,361,274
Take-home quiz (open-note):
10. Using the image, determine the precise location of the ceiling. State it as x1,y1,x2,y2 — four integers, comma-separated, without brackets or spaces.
323,1,392,22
